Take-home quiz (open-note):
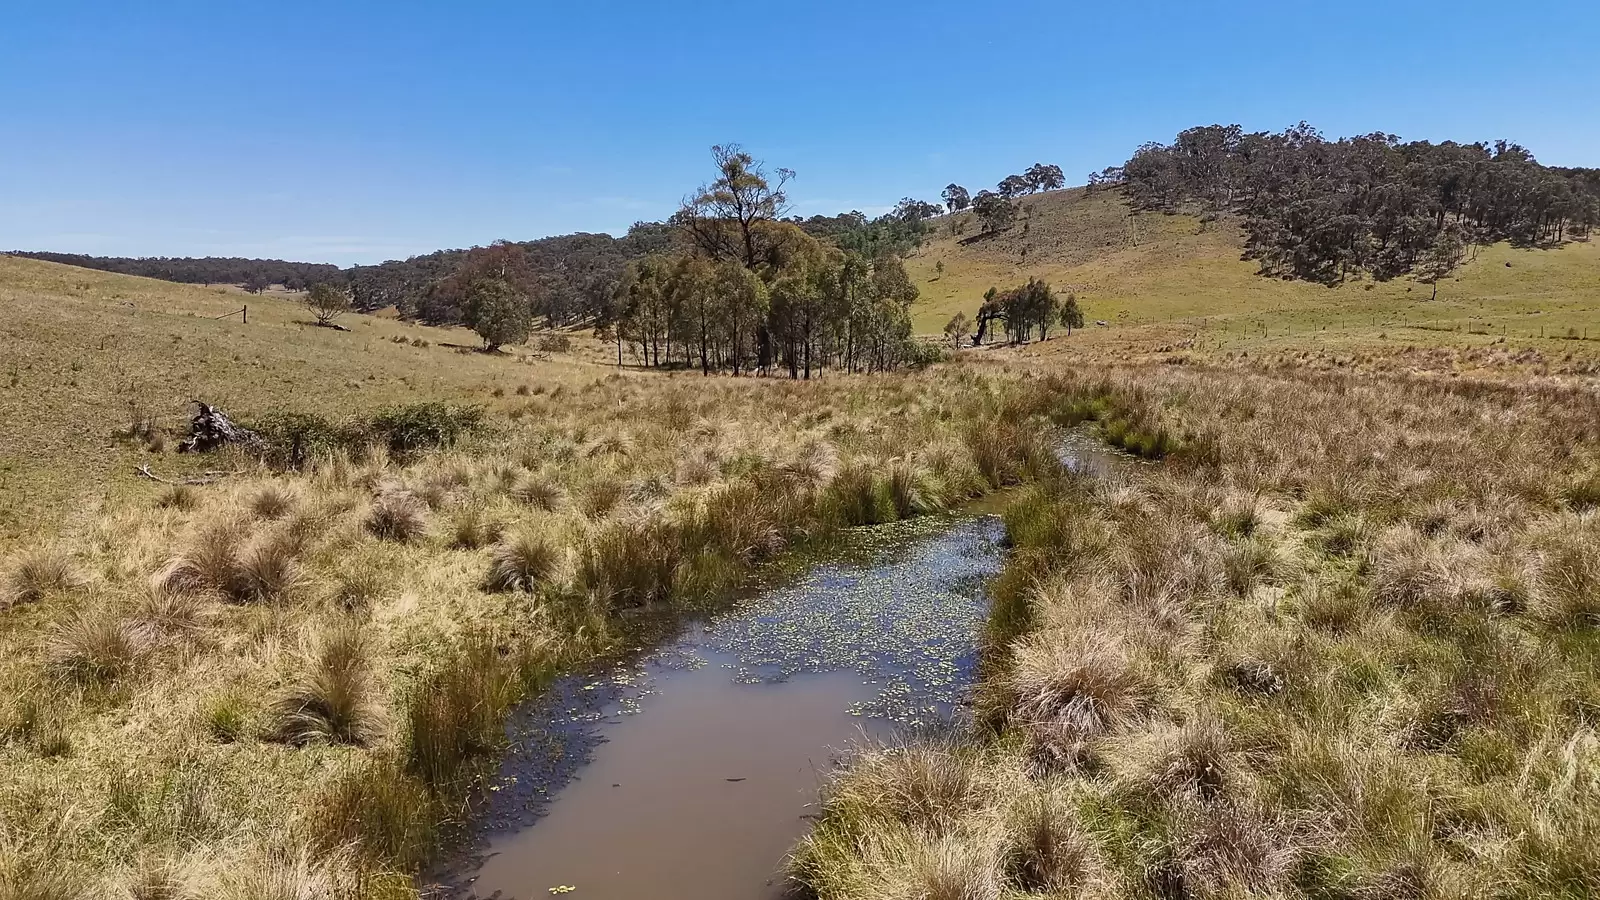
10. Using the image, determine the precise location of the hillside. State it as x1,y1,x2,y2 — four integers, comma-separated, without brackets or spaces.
908,187,1600,355
0,257,614,545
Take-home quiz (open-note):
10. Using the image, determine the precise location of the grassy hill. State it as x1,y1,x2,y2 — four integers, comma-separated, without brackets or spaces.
907,188,1600,354
0,256,613,545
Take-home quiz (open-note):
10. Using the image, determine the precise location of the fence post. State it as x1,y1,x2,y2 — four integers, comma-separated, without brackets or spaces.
243,305,248,324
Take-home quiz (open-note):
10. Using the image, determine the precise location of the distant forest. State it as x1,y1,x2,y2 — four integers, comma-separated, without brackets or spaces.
6,253,340,292
13,122,1600,323
1107,123,1600,284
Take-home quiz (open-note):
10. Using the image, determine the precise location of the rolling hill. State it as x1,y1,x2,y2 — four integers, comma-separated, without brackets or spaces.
906,187,1600,352
0,256,615,545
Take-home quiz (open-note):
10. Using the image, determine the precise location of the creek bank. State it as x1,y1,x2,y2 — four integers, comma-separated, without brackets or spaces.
430,431,1131,900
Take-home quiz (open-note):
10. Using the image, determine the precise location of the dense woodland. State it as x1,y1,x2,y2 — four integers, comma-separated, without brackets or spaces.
1111,123,1600,283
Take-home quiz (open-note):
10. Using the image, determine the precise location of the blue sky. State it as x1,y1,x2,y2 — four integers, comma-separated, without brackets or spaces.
3,0,1596,266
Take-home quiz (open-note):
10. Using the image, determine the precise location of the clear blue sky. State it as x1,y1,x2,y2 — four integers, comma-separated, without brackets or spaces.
3,0,1596,266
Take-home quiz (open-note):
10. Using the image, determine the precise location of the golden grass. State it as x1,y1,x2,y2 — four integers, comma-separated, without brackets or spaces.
909,187,1600,372
794,359,1600,899
0,320,1065,896
0,255,611,546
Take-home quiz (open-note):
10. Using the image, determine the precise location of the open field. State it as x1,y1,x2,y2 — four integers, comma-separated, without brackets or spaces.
909,188,1600,361
0,256,620,546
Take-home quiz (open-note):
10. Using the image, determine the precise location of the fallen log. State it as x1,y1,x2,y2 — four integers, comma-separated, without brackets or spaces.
177,401,262,454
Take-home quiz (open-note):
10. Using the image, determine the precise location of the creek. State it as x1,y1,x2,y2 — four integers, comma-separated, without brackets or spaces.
441,434,1123,900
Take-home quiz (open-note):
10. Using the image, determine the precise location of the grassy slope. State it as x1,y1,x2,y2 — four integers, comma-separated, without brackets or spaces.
0,256,610,545
907,187,1600,354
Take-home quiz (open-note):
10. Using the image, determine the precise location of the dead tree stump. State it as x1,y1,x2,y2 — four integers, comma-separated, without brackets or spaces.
178,402,262,453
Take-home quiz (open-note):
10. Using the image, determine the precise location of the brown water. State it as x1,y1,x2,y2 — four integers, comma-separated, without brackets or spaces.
443,515,1005,900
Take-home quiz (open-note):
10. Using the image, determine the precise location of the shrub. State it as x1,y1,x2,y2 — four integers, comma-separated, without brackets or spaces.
537,334,573,353
267,624,383,747
362,402,482,458
252,411,348,469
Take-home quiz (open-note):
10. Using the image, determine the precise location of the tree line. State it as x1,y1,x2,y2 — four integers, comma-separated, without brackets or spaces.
1108,123,1600,285
3,252,339,292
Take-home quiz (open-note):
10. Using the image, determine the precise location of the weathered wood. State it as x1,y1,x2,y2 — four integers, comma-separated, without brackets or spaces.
177,402,262,454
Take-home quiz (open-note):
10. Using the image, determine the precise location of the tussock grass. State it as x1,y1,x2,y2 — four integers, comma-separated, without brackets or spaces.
156,483,199,511
509,470,565,511
363,490,428,542
484,526,563,593
157,522,304,603
45,608,154,686
249,484,297,520
797,361,1600,900
0,360,1064,894
2,547,83,607
267,624,384,746
404,636,536,789
446,507,502,550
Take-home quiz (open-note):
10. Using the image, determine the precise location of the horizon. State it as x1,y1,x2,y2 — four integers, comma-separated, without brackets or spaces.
4,0,1597,266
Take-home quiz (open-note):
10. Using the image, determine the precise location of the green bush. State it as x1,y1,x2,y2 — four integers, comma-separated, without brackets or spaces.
252,411,347,469
362,402,483,457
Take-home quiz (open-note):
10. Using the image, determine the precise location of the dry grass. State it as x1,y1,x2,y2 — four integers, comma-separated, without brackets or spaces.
1,548,82,607
267,624,384,747
795,359,1600,899
0,330,1052,895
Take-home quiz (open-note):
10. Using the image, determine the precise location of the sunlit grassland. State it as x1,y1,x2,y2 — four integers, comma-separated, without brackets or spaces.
0,300,1062,897
794,363,1600,898
0,256,615,546
907,188,1600,360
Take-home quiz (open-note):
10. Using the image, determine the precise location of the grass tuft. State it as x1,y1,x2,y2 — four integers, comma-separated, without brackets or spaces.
45,610,153,686
363,490,429,542
2,548,84,607
485,527,562,593
266,624,383,747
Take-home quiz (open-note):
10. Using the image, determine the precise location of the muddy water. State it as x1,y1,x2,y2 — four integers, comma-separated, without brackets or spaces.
449,516,1006,900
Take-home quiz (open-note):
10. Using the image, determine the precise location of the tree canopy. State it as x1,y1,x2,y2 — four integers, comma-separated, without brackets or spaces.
942,184,971,213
